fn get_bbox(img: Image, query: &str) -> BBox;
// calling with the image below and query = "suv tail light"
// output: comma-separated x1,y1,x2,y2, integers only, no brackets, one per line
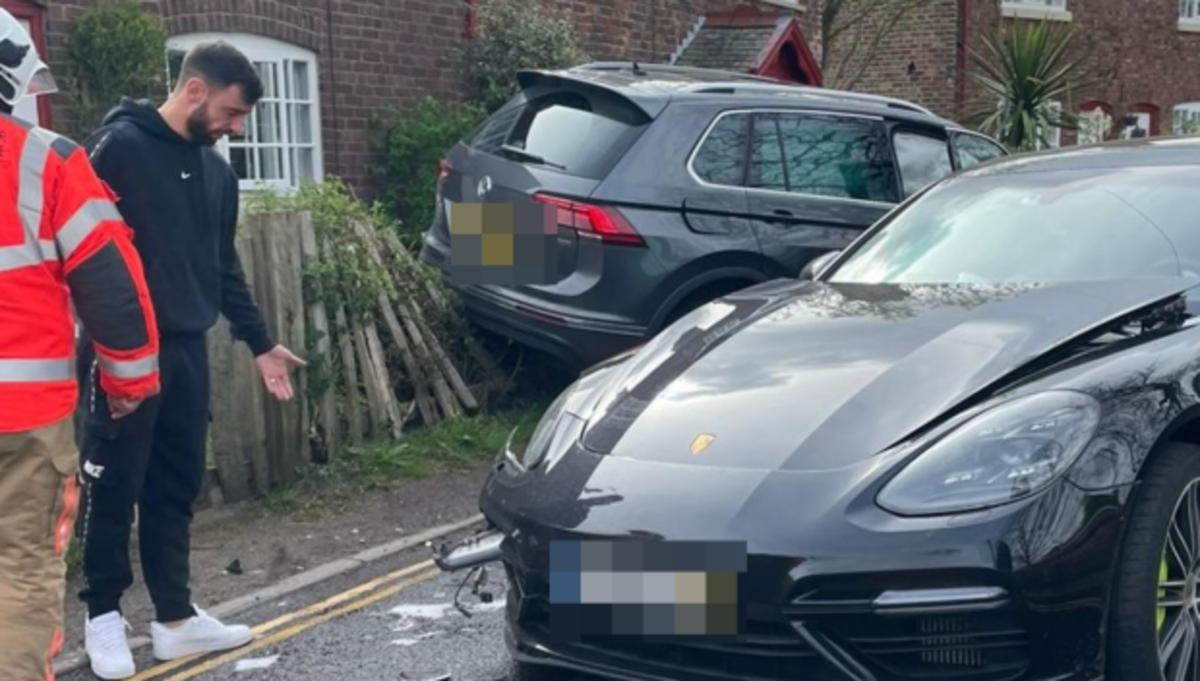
533,193,643,247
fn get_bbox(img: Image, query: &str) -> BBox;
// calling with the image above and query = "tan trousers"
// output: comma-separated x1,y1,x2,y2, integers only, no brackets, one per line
0,418,78,681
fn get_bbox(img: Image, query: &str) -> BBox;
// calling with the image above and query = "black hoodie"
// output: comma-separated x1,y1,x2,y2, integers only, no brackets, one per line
84,98,274,356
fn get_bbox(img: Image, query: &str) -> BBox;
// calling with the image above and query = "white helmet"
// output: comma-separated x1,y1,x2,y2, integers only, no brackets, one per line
0,9,56,109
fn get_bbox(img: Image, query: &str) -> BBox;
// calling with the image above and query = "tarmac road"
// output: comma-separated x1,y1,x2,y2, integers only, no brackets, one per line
195,563,516,681
60,532,564,681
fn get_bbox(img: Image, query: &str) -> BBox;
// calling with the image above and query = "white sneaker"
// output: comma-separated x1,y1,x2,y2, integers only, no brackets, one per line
150,606,253,660
85,612,136,680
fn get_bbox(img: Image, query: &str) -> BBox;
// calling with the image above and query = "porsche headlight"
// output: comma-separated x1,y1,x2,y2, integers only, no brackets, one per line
505,384,575,472
877,391,1101,516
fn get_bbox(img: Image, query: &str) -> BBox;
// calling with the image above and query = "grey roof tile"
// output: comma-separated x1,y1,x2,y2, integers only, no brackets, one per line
674,25,777,72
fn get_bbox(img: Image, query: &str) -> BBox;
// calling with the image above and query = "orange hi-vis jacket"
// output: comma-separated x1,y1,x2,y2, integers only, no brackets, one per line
0,113,159,433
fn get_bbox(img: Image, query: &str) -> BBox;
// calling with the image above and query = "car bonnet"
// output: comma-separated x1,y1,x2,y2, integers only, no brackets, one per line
575,278,1200,473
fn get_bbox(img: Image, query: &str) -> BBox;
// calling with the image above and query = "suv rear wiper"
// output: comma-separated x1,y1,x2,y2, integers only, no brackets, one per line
500,144,567,171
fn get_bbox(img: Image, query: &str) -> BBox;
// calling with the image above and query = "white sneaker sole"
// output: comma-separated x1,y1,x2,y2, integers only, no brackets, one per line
89,661,136,680
152,631,254,661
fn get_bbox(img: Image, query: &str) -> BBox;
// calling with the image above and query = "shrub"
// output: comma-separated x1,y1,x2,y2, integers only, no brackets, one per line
245,178,398,323
243,177,469,407
971,19,1093,152
464,0,589,113
67,1,167,136
374,96,485,242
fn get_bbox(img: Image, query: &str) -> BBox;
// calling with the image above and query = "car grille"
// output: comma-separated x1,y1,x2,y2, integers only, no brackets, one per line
843,613,1028,681
794,605,1031,681
508,567,1030,681
516,593,849,680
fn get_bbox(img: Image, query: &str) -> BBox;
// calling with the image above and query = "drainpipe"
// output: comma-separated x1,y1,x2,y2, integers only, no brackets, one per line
325,0,341,175
956,0,971,121
465,0,477,39
652,0,659,60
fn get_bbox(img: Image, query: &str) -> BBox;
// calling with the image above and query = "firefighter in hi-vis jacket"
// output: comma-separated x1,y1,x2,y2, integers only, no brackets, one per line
0,10,160,680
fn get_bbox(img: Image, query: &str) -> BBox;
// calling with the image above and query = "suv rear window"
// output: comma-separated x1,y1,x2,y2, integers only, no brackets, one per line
468,95,526,154
466,88,648,180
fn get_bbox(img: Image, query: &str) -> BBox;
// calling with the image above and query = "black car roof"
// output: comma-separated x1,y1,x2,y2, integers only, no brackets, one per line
518,62,959,129
963,136,1200,176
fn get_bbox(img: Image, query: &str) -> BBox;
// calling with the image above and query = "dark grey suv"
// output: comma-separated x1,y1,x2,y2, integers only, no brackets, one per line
418,62,1006,369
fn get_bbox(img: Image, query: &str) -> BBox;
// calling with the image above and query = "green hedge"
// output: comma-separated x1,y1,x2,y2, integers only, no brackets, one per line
464,0,589,113
67,1,167,136
374,97,485,240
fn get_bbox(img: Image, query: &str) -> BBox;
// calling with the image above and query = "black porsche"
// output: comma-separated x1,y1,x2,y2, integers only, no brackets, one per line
440,138,1200,681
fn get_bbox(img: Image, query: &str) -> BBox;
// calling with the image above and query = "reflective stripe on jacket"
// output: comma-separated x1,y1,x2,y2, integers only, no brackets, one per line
0,113,159,432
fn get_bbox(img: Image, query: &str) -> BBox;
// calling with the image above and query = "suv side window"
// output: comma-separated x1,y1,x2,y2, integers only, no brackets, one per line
893,130,953,197
692,113,751,186
749,114,787,191
771,112,897,202
953,132,1007,170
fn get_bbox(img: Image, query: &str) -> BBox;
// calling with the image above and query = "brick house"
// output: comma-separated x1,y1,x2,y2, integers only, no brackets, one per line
9,0,1182,199
784,0,1200,147
3,0,786,196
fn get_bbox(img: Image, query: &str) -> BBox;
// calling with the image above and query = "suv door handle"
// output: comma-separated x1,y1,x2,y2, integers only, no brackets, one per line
772,209,795,218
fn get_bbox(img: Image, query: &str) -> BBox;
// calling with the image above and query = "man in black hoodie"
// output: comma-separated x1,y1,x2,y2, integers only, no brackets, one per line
77,42,305,679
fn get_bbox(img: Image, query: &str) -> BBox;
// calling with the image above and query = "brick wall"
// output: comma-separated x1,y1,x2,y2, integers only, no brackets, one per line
983,0,1200,140
158,0,468,195
40,0,737,197
798,0,962,119
40,0,1200,197
801,0,1200,136
554,0,738,63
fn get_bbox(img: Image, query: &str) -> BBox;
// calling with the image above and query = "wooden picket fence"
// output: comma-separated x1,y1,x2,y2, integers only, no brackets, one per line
204,211,502,504
206,212,312,502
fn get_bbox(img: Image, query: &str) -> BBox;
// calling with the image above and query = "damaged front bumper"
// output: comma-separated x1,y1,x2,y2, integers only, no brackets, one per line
432,529,504,572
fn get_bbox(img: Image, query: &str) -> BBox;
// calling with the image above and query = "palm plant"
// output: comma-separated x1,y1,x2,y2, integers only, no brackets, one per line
971,19,1092,152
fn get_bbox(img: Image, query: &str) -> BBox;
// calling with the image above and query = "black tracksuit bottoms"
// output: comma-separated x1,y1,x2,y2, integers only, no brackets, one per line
77,335,209,622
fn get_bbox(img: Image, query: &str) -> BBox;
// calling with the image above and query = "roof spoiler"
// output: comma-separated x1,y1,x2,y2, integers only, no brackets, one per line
516,68,665,119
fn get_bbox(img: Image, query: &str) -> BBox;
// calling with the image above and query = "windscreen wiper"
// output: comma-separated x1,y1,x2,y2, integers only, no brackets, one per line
500,144,567,171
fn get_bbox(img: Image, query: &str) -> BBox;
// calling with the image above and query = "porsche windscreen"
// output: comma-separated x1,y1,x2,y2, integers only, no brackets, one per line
829,166,1198,285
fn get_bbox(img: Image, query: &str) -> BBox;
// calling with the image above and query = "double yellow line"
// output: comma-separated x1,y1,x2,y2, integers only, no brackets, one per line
130,560,443,680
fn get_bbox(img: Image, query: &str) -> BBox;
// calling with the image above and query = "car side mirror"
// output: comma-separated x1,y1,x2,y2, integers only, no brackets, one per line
799,250,841,281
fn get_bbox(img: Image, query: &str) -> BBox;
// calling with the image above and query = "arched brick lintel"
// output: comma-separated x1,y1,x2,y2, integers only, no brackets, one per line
159,0,324,54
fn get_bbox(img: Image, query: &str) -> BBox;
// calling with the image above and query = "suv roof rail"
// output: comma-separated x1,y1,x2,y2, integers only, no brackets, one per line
685,82,939,118
573,61,782,83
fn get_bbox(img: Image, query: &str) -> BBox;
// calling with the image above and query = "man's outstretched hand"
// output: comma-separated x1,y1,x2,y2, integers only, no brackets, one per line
255,345,308,401
109,383,161,419
109,397,144,419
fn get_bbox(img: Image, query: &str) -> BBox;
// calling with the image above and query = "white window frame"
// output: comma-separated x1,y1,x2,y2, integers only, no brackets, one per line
1001,0,1072,21
1182,0,1200,31
1035,100,1062,150
1077,106,1112,145
1120,111,1153,140
166,33,323,193
1174,103,1200,136
758,0,806,10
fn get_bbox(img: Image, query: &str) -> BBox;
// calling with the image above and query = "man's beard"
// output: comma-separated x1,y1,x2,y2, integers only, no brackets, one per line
186,107,220,147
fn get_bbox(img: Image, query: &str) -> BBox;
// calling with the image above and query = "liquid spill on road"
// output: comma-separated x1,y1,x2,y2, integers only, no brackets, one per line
386,599,508,649
389,600,507,622
233,655,280,672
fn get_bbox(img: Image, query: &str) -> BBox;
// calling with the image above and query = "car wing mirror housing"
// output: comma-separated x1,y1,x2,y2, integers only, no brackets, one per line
799,249,841,281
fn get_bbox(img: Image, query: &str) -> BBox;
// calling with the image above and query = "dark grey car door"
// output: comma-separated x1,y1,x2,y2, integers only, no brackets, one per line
744,111,898,276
